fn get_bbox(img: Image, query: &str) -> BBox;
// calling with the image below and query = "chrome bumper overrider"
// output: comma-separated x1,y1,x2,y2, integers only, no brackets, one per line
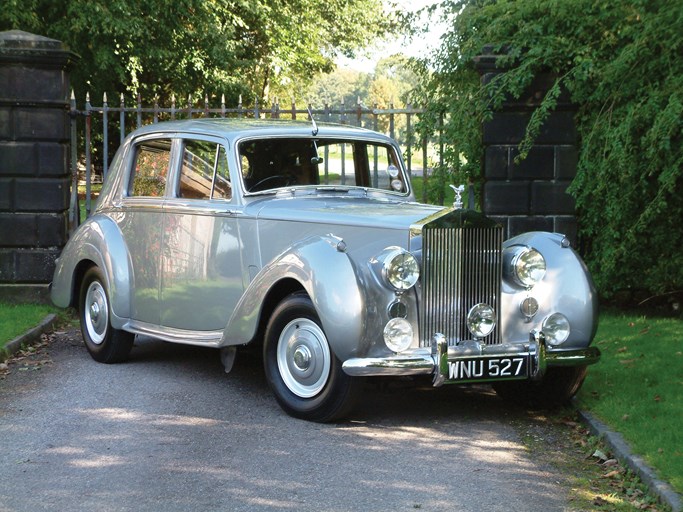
342,331,601,387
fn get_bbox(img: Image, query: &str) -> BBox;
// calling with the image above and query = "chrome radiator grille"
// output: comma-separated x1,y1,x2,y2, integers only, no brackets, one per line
419,224,503,347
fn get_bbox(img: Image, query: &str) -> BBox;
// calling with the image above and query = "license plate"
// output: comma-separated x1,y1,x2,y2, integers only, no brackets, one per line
447,356,529,383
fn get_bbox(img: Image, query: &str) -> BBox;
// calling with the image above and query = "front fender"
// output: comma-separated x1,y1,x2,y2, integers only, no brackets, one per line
50,215,133,329
220,235,364,361
501,232,598,349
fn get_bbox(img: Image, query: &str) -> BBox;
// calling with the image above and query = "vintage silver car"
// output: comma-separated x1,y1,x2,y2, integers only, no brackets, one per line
51,118,600,421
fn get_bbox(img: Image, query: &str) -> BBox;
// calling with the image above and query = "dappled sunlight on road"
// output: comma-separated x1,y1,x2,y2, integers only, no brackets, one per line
0,329,570,511
79,407,222,427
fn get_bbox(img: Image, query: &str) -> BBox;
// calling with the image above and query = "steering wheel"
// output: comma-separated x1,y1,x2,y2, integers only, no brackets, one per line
249,175,292,192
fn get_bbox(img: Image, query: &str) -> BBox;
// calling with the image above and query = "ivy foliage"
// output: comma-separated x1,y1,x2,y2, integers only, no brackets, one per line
413,0,683,298
0,0,394,104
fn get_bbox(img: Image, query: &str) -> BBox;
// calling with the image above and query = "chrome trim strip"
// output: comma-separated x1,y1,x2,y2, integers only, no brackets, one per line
124,320,223,347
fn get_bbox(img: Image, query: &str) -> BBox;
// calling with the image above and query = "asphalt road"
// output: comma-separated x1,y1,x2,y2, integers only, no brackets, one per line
1,328,572,512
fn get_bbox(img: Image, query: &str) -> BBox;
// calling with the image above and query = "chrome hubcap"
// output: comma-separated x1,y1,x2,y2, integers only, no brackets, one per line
90,302,100,322
84,281,108,345
277,318,331,398
293,345,312,371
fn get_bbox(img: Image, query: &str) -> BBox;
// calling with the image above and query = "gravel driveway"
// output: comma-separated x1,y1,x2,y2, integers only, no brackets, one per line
0,328,572,512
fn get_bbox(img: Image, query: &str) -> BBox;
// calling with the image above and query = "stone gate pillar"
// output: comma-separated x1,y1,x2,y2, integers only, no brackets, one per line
0,30,78,302
475,50,579,244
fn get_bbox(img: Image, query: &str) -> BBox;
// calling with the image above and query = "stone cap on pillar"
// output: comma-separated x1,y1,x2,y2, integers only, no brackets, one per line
0,30,79,68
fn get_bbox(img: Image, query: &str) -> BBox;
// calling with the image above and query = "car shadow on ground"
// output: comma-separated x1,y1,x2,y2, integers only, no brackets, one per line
125,333,529,426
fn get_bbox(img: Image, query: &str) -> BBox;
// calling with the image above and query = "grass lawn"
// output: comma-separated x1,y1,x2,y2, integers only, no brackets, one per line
0,302,57,351
577,311,683,495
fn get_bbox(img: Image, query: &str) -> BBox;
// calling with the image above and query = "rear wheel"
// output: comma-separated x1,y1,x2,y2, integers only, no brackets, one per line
79,266,134,363
263,293,361,422
493,366,587,409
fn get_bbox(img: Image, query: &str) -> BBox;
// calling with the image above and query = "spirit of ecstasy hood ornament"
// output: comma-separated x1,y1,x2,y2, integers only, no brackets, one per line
449,184,465,209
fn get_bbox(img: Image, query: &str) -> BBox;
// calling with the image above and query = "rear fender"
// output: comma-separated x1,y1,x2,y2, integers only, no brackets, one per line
50,216,133,329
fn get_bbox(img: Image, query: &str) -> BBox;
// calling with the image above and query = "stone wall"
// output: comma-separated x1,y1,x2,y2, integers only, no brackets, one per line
475,53,579,244
0,30,78,302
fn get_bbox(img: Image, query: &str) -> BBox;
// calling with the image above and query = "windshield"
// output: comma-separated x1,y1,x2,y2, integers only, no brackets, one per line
238,138,408,194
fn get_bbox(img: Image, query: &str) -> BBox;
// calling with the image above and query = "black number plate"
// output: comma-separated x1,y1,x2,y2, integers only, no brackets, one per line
447,356,529,383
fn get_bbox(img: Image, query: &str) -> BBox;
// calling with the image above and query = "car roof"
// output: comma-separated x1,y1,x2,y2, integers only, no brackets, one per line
129,118,395,144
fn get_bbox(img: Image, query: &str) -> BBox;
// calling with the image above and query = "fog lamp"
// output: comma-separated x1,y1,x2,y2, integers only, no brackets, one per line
383,318,413,353
466,303,496,338
542,313,571,346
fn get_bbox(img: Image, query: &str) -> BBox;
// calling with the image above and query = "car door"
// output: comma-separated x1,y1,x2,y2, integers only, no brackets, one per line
159,136,245,332
119,136,174,325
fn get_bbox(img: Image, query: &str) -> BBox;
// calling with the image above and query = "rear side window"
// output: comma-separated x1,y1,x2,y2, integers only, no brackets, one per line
179,140,232,200
129,139,172,197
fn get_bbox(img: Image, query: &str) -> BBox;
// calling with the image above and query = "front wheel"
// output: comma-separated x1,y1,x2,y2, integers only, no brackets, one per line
493,366,588,409
79,266,134,363
263,293,361,422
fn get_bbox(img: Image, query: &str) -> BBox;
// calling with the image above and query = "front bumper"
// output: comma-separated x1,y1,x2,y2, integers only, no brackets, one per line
342,331,601,387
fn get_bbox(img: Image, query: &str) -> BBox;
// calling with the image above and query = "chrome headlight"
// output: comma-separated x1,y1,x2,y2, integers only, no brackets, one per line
383,318,413,353
466,303,496,338
381,247,419,291
504,246,546,288
543,313,570,346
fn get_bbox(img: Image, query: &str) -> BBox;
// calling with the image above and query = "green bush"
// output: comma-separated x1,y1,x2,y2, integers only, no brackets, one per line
413,0,683,299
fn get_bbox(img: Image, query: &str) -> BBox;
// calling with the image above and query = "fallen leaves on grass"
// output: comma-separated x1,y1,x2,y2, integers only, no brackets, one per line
549,414,667,511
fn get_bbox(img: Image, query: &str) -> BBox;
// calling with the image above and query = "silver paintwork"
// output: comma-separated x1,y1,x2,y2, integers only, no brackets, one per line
51,118,599,389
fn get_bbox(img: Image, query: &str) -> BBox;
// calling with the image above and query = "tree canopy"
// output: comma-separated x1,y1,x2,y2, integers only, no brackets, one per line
0,0,395,103
414,0,683,300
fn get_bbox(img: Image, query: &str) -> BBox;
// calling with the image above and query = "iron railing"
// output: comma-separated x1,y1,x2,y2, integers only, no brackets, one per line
68,93,445,232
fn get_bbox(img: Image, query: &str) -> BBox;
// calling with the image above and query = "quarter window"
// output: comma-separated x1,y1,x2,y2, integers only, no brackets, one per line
130,139,172,197
213,145,231,200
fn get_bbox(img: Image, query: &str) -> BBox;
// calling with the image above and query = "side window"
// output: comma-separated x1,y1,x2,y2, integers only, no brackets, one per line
178,140,232,200
130,139,171,197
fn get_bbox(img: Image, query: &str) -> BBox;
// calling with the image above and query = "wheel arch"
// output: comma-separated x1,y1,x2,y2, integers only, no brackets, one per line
51,216,133,328
251,278,308,349
220,235,366,361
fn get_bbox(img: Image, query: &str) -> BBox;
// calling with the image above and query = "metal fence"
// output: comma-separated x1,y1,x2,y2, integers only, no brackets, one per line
68,93,443,229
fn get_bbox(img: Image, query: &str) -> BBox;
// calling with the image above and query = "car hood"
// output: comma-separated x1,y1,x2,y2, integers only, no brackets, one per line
247,194,444,230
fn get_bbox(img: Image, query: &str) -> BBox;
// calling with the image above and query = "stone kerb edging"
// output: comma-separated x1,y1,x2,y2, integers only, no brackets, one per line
1,314,57,362
577,408,682,512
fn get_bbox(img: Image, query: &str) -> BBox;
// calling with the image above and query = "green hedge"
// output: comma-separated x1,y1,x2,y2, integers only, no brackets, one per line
413,0,683,300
